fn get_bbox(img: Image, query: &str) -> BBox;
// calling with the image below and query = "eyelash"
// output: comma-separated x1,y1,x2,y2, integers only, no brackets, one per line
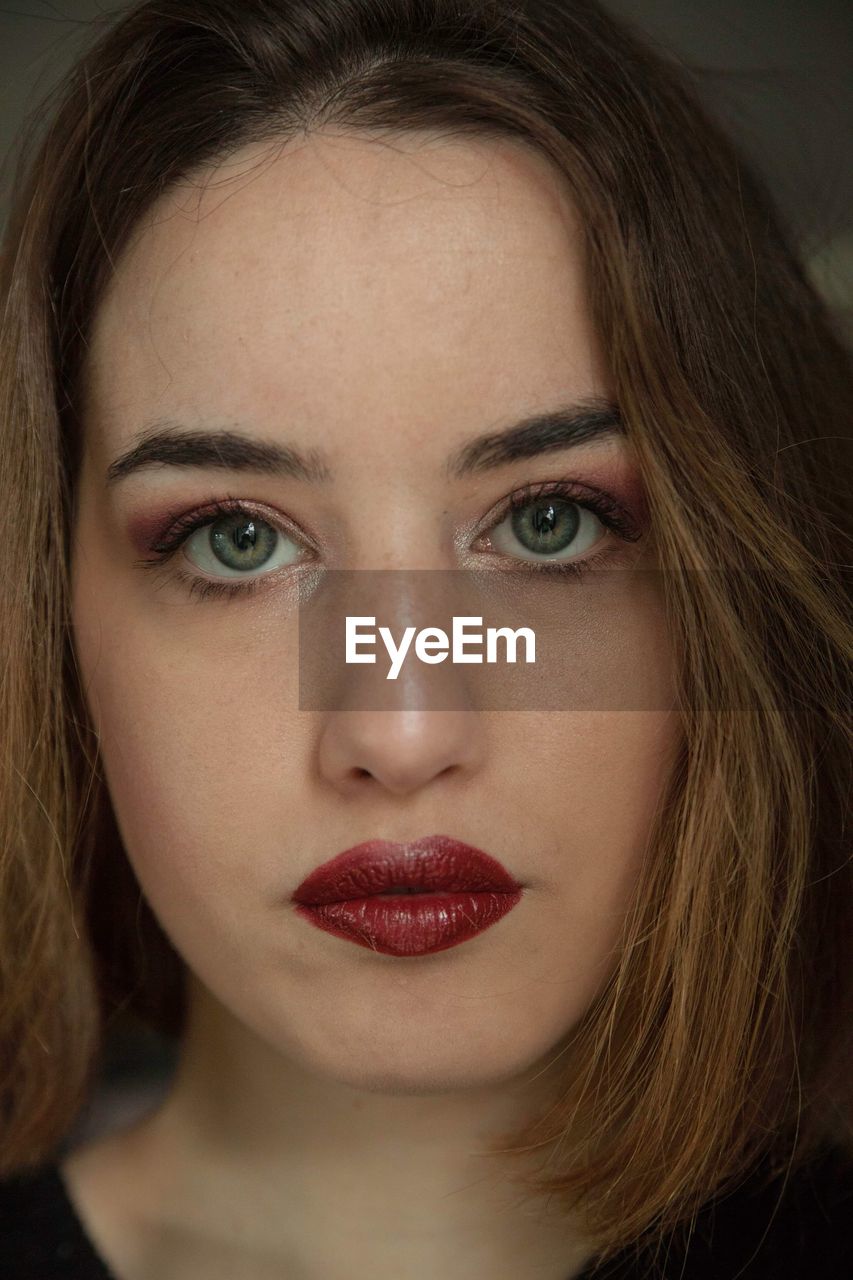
134,481,643,604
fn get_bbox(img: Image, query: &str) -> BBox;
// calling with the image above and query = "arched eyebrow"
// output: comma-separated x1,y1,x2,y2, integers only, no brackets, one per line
104,400,622,488
105,423,332,487
445,400,621,477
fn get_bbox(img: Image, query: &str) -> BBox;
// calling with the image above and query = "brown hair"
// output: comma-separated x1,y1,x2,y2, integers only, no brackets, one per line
1,0,850,1261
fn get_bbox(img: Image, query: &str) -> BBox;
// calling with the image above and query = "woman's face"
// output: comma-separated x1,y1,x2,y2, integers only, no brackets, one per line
71,131,681,1092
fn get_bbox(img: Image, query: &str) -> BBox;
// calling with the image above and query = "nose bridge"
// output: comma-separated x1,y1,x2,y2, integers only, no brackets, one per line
304,567,488,795
299,565,477,703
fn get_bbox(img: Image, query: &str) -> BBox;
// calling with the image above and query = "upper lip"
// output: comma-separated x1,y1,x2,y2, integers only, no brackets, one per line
291,834,522,905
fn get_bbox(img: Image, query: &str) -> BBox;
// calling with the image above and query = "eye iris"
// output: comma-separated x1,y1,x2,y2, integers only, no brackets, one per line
510,497,579,554
209,515,278,571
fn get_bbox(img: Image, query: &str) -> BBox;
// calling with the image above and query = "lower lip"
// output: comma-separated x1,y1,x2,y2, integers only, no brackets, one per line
294,889,522,956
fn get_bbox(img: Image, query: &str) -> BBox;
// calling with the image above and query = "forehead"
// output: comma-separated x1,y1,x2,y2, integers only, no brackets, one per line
83,129,606,464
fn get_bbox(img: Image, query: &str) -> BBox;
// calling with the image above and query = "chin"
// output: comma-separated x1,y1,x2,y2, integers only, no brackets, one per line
285,1027,562,1097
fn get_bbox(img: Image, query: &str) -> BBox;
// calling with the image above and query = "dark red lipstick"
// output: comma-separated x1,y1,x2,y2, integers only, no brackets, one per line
291,834,523,957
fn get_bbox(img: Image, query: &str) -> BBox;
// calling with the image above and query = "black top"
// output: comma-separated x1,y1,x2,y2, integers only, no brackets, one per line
1,1145,852,1278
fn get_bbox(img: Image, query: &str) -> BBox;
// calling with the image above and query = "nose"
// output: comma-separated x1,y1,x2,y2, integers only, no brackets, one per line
317,705,486,797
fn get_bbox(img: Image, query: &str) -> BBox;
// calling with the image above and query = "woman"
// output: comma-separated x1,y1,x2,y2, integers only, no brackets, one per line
0,0,850,1276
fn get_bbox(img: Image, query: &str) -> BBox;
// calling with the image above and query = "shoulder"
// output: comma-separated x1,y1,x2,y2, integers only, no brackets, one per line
0,1163,115,1279
686,1143,853,1278
588,1143,853,1279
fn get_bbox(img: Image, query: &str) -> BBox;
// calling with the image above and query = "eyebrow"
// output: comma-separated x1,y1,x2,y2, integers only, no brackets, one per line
105,423,332,487
447,400,622,477
104,400,622,488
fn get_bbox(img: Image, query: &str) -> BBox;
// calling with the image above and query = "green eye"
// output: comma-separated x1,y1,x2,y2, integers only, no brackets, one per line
207,514,280,572
509,497,580,556
490,495,604,563
184,513,305,579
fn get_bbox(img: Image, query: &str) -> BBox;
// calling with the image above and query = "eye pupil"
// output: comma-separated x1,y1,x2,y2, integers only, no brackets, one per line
532,503,556,534
232,520,257,551
210,514,277,570
511,497,579,554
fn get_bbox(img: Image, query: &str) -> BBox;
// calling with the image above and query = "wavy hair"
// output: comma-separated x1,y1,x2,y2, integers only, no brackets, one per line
0,0,850,1261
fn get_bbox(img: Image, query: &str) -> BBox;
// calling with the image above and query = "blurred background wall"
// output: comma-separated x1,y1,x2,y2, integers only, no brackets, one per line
0,0,850,1146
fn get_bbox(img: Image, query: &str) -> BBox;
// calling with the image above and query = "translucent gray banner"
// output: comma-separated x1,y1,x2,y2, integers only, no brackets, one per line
297,568,688,711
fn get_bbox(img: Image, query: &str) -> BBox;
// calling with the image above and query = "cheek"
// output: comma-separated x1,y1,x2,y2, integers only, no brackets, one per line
70,556,307,952
509,709,681,967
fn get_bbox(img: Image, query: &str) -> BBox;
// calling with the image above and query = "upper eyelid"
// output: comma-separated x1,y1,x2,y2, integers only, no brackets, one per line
476,480,607,531
157,498,313,554
285,478,603,534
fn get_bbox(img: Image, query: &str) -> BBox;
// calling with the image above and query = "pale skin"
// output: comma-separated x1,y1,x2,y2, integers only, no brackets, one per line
65,129,683,1280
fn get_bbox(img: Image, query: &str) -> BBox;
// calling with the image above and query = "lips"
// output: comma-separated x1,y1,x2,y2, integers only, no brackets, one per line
291,834,523,956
